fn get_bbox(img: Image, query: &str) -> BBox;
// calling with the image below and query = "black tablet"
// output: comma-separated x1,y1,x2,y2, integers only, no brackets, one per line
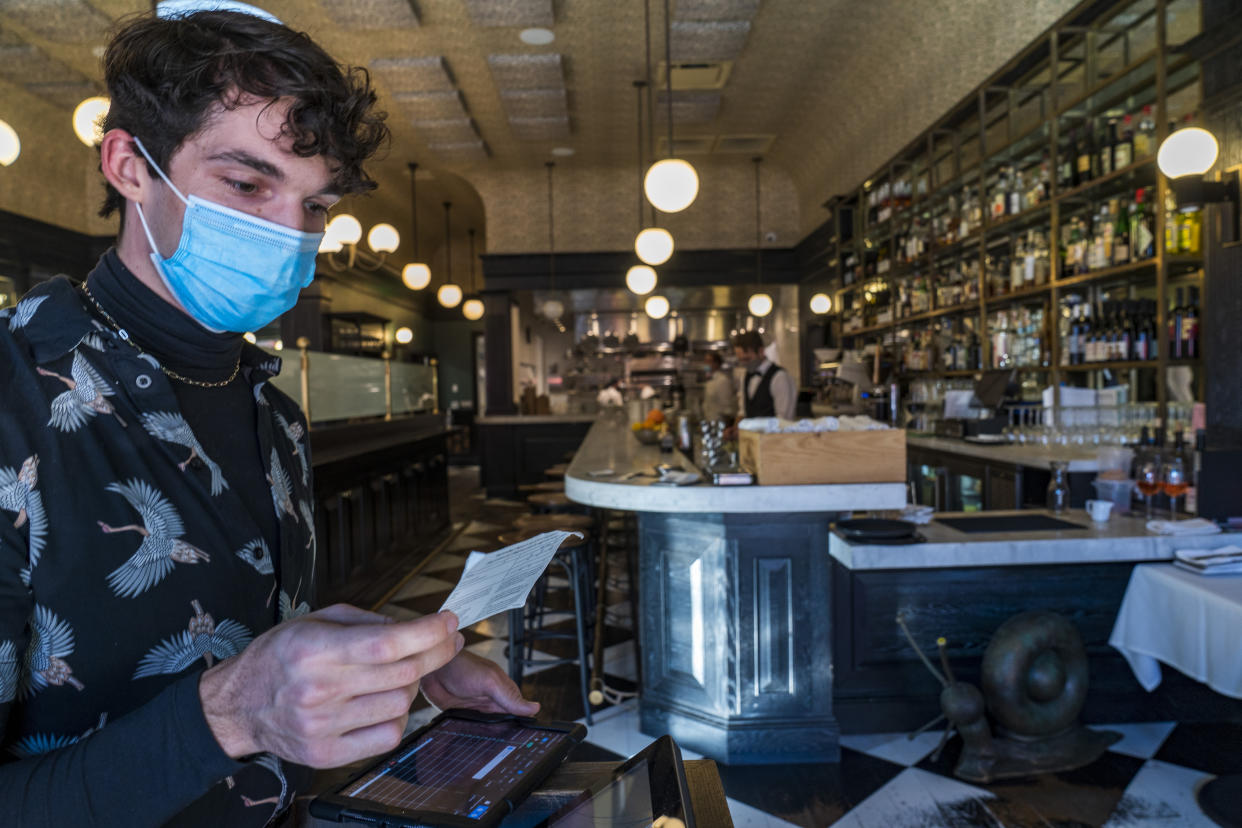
310,709,586,828
534,735,696,828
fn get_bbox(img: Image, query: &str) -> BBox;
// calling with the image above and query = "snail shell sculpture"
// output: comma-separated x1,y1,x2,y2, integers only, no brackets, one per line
947,611,1121,783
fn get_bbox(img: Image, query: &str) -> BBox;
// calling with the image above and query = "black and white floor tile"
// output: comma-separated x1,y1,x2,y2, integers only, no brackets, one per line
369,467,1238,828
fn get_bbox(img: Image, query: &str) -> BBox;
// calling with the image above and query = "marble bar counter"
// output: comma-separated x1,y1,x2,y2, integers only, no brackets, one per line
564,420,904,766
827,510,1242,733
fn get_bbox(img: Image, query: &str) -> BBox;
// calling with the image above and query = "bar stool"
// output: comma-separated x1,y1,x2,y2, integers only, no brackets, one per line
518,480,565,496
526,491,577,514
499,527,595,723
543,463,569,479
514,512,594,533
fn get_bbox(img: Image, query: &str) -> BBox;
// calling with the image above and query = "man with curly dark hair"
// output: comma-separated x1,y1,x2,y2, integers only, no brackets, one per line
0,5,536,825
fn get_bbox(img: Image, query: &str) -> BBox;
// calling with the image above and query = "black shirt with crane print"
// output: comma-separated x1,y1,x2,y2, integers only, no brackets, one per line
0,258,318,826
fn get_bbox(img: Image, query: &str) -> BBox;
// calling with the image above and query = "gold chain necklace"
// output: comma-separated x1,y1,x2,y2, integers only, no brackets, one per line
79,281,241,388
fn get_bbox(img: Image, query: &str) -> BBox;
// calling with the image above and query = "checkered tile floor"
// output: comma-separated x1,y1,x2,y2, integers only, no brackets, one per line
367,468,1241,828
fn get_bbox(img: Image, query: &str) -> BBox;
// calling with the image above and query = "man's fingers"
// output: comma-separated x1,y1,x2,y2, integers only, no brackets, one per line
331,685,421,735
309,603,392,626
337,612,459,665
312,717,410,769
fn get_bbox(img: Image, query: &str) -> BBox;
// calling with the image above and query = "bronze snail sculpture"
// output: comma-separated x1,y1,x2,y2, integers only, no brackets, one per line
899,610,1121,783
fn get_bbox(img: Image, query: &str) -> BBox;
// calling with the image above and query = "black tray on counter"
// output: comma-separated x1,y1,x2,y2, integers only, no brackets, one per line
936,514,1086,534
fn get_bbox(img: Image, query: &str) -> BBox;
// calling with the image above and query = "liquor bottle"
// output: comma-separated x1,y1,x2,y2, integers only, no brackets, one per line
1114,114,1135,168
1113,196,1131,265
1131,188,1155,260
1059,135,1076,190
1119,300,1134,361
1076,125,1094,186
1011,238,1025,292
1177,205,1203,255
1133,300,1151,361
1097,118,1116,177
1164,191,1181,255
1083,304,1098,363
991,169,1008,219
1169,287,1185,359
1134,105,1156,158
1065,304,1080,365
1182,286,1199,359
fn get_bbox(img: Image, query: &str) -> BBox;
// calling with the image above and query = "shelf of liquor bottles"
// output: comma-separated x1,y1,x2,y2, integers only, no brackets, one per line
813,0,1205,414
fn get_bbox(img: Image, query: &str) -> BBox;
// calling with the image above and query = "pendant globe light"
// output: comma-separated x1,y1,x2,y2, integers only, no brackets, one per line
631,81,674,267
809,293,833,314
747,157,772,318
626,265,657,295
436,202,462,308
462,228,485,321
540,162,565,319
644,295,670,319
402,162,432,291
643,0,698,213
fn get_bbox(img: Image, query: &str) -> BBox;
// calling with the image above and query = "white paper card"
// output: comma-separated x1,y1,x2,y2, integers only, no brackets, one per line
439,531,582,629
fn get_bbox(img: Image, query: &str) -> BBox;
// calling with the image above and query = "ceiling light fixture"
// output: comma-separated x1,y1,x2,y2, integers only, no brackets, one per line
551,146,575,157
747,156,772,318
0,119,19,166
402,162,432,290
321,213,398,271
643,0,698,213
644,295,670,319
462,227,485,321
810,293,832,314
72,96,109,147
519,27,555,45
437,201,462,308
395,326,414,344
626,264,657,295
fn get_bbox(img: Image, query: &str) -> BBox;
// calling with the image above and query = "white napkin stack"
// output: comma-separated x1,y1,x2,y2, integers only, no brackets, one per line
737,415,891,434
1174,545,1242,576
1145,518,1222,536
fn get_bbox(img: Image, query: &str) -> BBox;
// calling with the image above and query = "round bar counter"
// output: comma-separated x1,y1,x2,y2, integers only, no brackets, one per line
564,418,905,764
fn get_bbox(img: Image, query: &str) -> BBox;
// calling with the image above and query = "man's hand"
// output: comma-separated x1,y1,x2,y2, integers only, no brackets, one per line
198,604,464,769
420,650,540,717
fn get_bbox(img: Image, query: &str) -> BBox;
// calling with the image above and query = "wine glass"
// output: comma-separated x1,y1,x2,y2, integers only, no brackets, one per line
1136,456,1161,522
1161,455,1187,521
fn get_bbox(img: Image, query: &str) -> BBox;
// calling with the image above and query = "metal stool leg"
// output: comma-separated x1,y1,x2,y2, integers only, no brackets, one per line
568,544,593,725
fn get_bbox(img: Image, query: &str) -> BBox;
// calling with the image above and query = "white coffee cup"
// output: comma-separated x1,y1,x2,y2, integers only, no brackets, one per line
1086,499,1114,522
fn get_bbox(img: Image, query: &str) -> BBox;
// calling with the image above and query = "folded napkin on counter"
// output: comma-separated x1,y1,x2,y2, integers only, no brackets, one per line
1145,518,1222,536
737,415,890,434
651,470,701,486
1174,545,1242,575
900,504,935,525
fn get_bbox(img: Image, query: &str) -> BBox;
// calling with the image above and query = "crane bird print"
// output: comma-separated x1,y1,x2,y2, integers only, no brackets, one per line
98,479,210,598
140,412,228,496
273,410,309,487
9,712,108,759
266,448,297,522
0,455,48,583
0,640,17,704
7,294,48,331
133,600,253,678
19,605,84,698
235,538,274,576
36,351,128,431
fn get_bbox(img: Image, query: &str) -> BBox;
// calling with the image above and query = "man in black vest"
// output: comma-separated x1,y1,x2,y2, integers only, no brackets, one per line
733,330,796,420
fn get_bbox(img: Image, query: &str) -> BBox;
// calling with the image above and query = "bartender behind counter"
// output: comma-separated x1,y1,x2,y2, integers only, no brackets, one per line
733,330,795,420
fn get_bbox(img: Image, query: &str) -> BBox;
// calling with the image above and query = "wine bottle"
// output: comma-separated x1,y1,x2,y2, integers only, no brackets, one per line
1182,286,1199,359
1114,114,1134,168
1076,126,1094,186
1113,196,1131,265
1098,118,1116,177
1170,287,1185,359
1134,105,1156,158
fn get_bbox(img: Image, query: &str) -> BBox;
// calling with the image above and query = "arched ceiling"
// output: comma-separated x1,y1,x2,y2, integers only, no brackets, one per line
0,0,1081,260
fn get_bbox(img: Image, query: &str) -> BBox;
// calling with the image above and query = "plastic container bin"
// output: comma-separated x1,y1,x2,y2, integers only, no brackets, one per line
1092,477,1136,515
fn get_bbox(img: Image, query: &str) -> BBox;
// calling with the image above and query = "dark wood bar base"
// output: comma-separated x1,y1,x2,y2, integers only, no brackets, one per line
831,559,1242,734
638,512,841,765
478,416,593,499
310,415,451,607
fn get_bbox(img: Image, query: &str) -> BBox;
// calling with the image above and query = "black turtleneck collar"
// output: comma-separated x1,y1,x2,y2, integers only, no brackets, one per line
86,249,244,383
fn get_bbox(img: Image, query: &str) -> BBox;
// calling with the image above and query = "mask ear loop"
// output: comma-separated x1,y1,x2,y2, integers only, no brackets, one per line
131,136,189,261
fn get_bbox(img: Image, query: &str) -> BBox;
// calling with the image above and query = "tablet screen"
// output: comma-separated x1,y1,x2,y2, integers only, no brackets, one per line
545,759,654,827
338,717,571,819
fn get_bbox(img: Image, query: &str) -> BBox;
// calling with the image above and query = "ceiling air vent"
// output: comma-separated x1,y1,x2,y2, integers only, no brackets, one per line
656,61,733,90
713,134,775,154
656,136,716,156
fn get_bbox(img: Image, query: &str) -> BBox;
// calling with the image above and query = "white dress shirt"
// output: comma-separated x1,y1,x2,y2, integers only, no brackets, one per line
739,358,796,420
702,369,737,422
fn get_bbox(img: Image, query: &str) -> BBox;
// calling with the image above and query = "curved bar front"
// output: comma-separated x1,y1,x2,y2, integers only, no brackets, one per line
563,420,904,764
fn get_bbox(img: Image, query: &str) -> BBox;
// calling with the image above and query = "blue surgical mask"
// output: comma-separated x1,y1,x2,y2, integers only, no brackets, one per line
131,137,323,333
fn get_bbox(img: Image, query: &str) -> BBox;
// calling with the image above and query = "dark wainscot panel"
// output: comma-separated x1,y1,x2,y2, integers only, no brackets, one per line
478,418,592,499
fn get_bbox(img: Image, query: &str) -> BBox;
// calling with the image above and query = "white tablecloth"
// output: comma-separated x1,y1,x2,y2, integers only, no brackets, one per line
1109,564,1242,699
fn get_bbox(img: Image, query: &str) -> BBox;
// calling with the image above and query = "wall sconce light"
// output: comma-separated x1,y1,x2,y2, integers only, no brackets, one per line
72,97,109,146
0,119,20,166
395,326,414,344
321,214,400,271
1158,125,1240,239
810,293,832,314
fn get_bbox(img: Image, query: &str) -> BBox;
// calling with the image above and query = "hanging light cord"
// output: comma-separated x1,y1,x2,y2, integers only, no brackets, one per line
468,228,476,294
663,0,674,159
408,162,420,261
643,0,656,225
635,81,646,233
443,201,452,285
754,157,762,287
546,161,555,293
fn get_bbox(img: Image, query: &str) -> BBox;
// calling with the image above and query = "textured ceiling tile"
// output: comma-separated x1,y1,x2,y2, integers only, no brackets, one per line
674,0,762,21
429,140,490,163
499,88,567,120
463,0,552,27
319,0,420,30
370,56,454,93
392,90,467,119
486,54,564,91
508,116,570,140
670,20,751,62
0,43,89,86
0,0,113,42
23,80,100,108
411,117,480,143
655,90,722,124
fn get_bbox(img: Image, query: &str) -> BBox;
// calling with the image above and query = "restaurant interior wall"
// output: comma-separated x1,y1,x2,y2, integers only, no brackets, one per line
429,315,484,412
